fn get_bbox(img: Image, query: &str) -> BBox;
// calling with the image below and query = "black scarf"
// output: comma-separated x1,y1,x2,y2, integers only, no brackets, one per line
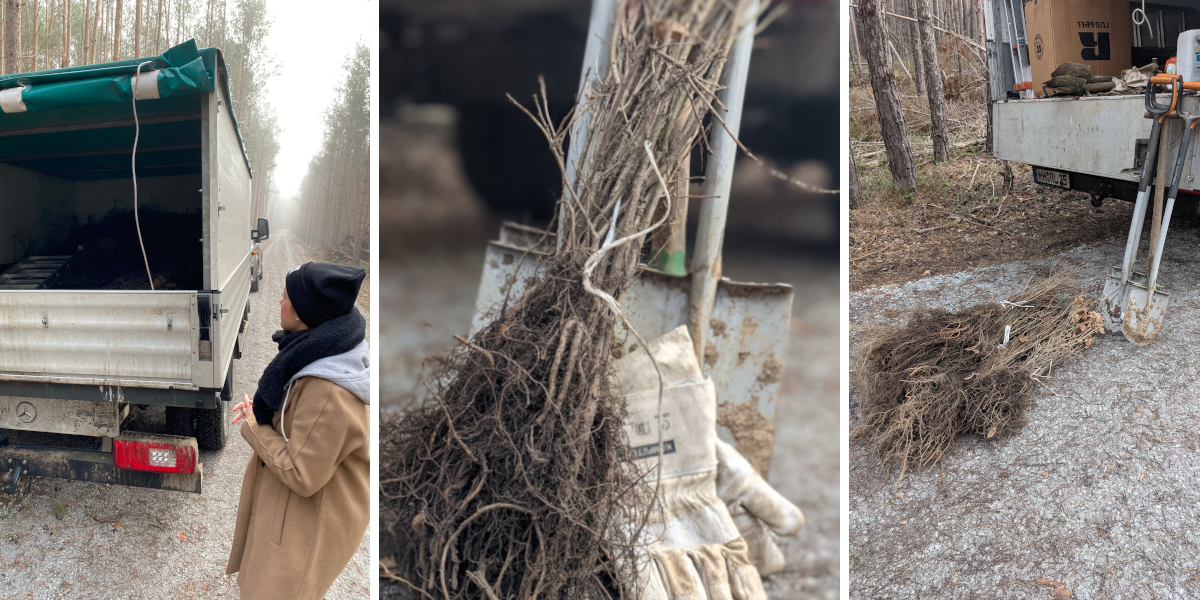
252,307,366,426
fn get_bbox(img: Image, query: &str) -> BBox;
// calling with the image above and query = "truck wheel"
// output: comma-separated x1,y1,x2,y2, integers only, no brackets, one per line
250,277,259,293
196,361,234,450
164,406,194,438
195,400,231,451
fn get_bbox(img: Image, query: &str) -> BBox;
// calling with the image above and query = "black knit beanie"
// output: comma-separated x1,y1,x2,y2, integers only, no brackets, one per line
285,262,366,328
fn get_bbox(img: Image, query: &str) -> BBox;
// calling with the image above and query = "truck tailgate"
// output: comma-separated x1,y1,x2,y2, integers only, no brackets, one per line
0,291,199,389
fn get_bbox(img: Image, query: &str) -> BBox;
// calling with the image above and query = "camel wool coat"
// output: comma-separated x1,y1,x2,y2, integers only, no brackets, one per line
225,376,370,599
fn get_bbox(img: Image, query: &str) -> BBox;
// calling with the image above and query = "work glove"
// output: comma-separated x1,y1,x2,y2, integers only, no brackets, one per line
614,327,767,600
715,438,804,577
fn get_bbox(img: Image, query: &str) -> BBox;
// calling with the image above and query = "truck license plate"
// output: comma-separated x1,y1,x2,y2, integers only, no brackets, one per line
1034,168,1070,189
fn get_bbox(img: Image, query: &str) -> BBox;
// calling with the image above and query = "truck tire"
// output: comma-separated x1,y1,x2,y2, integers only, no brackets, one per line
166,363,233,450
250,277,259,293
195,361,234,450
164,406,194,438
195,399,231,451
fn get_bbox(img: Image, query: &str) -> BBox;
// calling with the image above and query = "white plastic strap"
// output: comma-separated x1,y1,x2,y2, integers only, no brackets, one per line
0,87,27,113
132,70,161,100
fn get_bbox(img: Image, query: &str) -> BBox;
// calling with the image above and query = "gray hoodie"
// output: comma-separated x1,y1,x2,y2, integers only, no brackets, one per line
279,340,370,441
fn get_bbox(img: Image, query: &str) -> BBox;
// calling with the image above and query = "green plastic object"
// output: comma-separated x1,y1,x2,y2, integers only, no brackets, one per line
649,249,687,276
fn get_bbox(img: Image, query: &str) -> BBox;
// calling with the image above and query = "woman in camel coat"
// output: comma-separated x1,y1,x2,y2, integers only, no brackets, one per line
226,262,371,599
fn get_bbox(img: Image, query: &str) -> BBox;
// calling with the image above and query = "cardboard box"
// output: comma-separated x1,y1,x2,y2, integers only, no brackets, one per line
1025,0,1133,97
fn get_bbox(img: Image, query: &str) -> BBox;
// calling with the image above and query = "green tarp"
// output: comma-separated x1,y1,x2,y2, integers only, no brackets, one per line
0,40,215,112
0,40,252,180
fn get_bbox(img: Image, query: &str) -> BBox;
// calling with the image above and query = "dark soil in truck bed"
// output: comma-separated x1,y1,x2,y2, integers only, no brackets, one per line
46,210,204,290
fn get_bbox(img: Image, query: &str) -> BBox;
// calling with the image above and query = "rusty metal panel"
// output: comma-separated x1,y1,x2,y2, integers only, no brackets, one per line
0,396,124,437
471,224,793,473
0,290,198,388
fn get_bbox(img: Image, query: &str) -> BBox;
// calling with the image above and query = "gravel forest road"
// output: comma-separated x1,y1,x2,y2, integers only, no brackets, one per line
850,223,1200,598
0,230,370,599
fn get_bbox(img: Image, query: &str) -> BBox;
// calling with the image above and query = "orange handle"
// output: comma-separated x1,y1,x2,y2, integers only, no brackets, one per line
1148,74,1200,89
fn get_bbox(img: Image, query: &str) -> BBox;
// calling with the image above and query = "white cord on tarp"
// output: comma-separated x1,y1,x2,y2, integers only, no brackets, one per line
1133,0,1152,40
132,61,156,291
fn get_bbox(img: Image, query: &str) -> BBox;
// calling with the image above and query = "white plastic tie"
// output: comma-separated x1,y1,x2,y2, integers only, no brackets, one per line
131,69,161,100
0,86,27,113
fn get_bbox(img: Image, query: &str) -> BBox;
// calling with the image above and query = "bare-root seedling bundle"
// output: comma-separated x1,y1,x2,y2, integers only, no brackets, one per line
381,1,757,597
852,271,1104,479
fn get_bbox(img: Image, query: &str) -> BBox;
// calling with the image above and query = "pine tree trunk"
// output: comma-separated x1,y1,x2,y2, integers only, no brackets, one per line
60,0,69,68
133,0,141,57
112,0,122,61
859,0,917,191
48,0,55,68
31,0,40,70
4,0,20,74
917,0,950,163
850,9,862,78
907,0,926,94
89,0,101,63
849,143,862,210
83,0,93,65
153,0,160,53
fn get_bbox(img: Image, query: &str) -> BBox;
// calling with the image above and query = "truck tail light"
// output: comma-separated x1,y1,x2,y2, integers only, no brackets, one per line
113,439,197,474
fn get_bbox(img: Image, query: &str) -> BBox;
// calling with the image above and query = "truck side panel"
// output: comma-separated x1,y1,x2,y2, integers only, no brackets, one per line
993,96,1200,193
200,78,253,389
215,77,252,387
0,290,198,388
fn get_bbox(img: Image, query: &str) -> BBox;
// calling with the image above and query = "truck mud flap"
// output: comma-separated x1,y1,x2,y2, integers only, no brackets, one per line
0,444,202,494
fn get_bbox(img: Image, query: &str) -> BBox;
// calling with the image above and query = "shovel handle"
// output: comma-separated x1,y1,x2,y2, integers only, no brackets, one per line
1146,74,1182,122
1143,116,1200,308
1148,74,1200,90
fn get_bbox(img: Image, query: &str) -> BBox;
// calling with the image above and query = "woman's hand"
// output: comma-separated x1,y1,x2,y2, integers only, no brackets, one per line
231,394,255,425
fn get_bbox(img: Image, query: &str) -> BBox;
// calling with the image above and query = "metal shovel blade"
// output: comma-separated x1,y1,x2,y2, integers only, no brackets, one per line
1121,282,1170,346
1101,265,1146,332
471,222,793,475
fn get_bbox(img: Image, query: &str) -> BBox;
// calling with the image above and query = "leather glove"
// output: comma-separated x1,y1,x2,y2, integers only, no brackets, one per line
715,438,804,577
614,327,767,600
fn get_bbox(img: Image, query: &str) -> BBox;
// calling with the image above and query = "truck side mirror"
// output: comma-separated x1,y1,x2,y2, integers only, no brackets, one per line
257,218,269,240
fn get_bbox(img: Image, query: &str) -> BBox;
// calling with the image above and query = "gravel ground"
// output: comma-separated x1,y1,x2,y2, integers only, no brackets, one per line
849,222,1200,598
380,231,840,598
0,231,370,599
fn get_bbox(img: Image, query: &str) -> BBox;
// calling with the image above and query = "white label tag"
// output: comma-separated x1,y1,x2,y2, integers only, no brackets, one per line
624,380,716,478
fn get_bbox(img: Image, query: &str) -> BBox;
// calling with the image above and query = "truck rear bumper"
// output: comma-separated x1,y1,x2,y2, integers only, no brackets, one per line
0,379,220,410
0,444,203,494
